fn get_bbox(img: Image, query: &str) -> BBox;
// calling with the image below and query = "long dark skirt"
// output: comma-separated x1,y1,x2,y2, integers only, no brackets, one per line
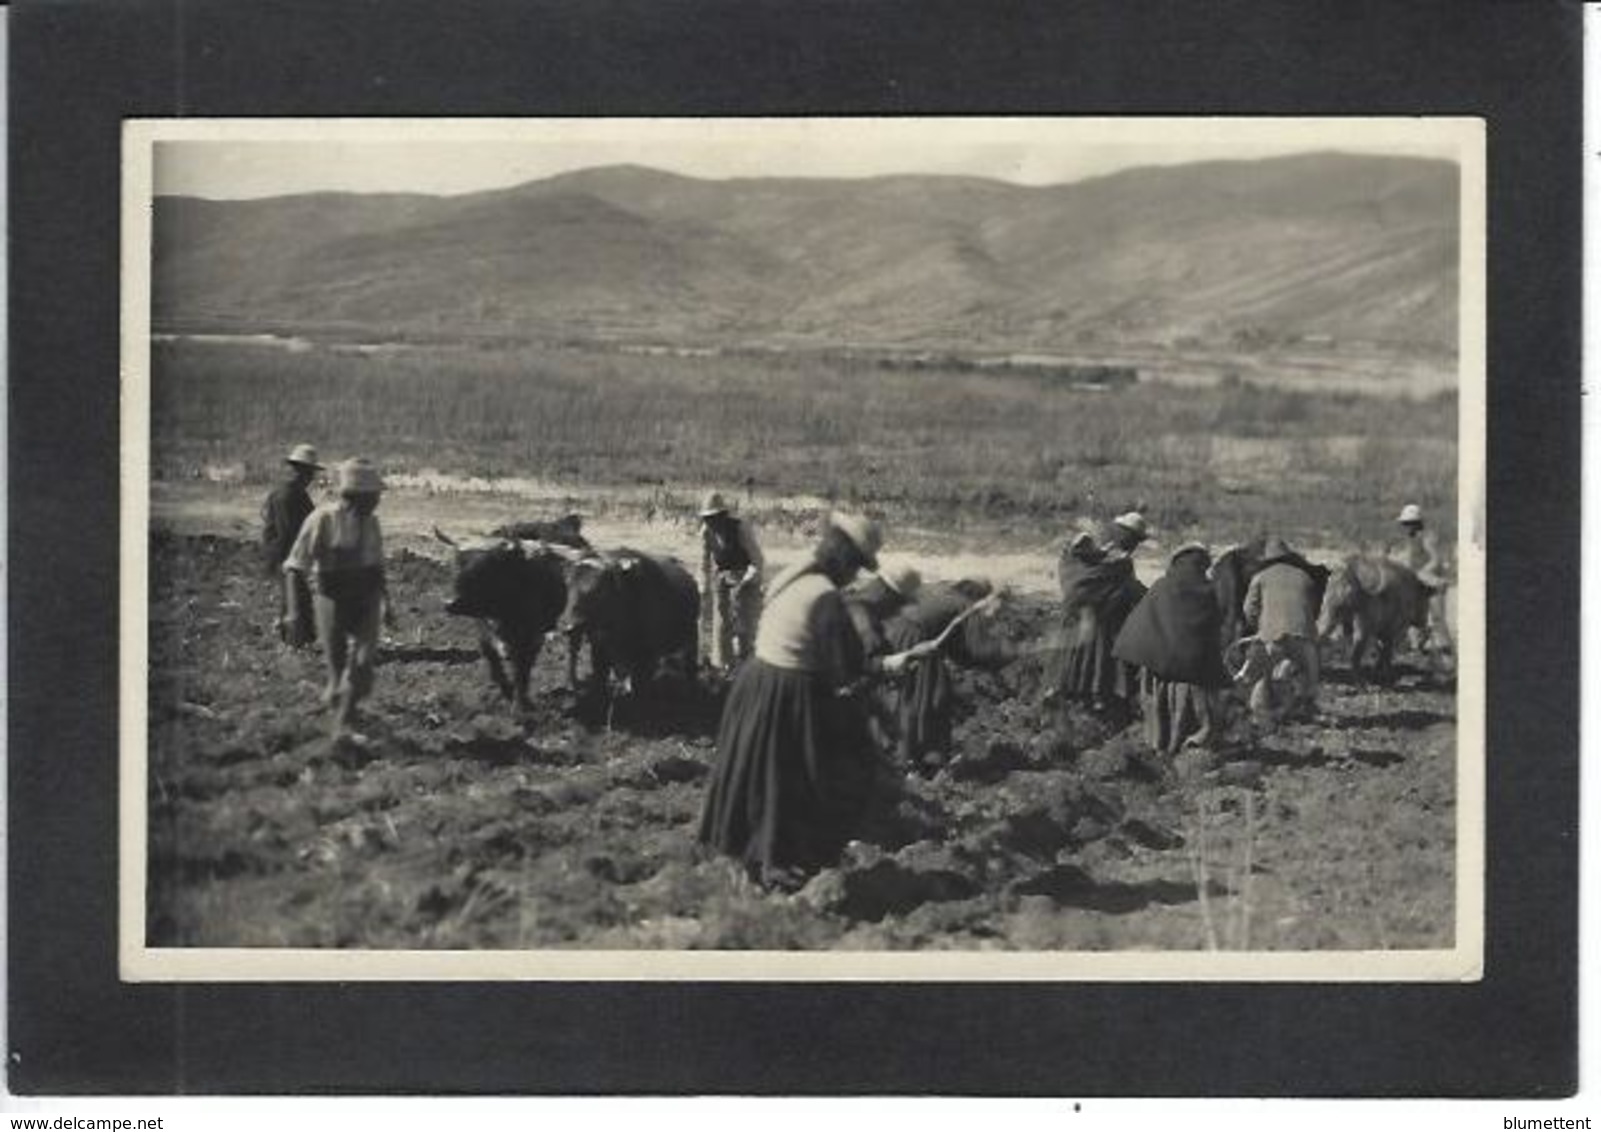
698,660,874,878
1139,669,1222,756
1057,609,1138,710
895,654,953,765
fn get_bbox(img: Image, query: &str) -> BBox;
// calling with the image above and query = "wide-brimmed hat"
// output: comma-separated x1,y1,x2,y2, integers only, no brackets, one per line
879,561,922,600
337,457,385,495
1396,503,1424,524
1113,511,1150,541
829,510,882,570
1170,540,1209,564
699,490,731,518
1261,534,1291,561
285,443,322,470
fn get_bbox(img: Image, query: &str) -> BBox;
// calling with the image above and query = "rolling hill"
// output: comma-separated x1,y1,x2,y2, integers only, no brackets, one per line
152,152,1459,353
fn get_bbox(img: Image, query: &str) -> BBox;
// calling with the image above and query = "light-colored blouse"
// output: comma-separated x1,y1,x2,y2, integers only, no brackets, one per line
754,569,863,681
283,500,385,581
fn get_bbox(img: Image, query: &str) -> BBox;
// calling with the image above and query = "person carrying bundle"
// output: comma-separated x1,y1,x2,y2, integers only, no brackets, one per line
1054,524,1148,721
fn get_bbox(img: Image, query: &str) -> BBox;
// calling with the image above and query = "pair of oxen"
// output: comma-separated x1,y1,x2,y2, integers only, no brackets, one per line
432,515,699,712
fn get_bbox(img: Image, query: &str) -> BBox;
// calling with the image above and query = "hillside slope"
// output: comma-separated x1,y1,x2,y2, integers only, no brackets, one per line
153,153,1459,352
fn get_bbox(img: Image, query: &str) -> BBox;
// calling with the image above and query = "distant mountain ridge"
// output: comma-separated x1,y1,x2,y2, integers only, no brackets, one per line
153,152,1459,353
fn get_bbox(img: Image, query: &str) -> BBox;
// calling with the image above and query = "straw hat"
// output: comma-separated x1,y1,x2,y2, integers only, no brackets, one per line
699,490,731,519
1113,511,1150,541
829,511,882,570
1169,540,1209,564
337,457,385,495
285,443,322,470
1396,503,1424,525
1261,534,1291,561
879,562,922,600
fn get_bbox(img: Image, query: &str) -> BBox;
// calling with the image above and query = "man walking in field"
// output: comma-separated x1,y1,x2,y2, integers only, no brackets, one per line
699,490,765,676
283,458,394,744
261,443,322,647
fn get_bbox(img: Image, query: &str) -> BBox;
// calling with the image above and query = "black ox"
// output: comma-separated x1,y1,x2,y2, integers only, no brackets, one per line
433,528,584,711
559,549,700,700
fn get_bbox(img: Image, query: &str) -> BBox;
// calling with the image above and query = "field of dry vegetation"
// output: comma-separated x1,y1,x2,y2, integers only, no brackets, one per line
151,338,1456,548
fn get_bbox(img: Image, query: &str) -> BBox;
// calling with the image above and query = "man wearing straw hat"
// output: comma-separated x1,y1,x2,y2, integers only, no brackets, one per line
261,443,323,647
283,457,392,743
1392,502,1454,659
698,489,765,676
1240,534,1322,721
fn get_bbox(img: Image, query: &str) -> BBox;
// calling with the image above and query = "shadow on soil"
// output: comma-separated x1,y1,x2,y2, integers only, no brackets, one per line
1013,864,1225,914
381,644,481,666
1347,709,1452,731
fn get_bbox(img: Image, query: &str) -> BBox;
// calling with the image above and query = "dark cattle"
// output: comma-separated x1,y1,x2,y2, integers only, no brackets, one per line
1316,556,1428,682
487,513,591,551
434,529,574,710
1213,540,1330,652
559,549,700,698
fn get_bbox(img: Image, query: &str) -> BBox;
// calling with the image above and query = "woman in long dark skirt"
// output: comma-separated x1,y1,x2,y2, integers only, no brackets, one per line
1112,541,1232,756
698,513,930,889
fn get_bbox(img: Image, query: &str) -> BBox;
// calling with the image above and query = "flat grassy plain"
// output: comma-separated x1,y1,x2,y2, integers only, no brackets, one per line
151,338,1457,549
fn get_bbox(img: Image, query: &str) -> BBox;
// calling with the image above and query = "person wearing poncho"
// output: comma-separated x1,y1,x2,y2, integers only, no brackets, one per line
1055,527,1147,717
698,513,931,888
1113,542,1231,755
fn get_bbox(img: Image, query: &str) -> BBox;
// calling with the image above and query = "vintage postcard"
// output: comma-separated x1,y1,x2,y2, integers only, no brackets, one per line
120,116,1485,981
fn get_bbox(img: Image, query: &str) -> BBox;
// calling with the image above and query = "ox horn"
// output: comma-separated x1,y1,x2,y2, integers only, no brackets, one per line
431,525,459,549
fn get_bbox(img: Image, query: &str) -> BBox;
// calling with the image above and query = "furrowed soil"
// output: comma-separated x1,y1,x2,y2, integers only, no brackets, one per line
147,531,1456,951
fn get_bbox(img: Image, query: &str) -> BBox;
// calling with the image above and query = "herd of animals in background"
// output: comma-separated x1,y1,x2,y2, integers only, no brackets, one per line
257,443,1456,890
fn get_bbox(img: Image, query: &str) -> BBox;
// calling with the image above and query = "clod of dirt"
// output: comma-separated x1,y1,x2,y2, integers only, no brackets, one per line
1120,816,1185,851
1208,759,1266,789
649,753,707,785
1172,748,1219,782
989,778,1124,859
802,841,980,922
943,738,1031,783
1009,863,1097,903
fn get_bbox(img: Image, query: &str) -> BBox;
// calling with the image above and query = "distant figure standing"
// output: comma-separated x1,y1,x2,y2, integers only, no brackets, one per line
261,443,322,646
1392,503,1454,658
1241,534,1322,721
699,490,765,675
283,458,393,743
1114,542,1232,756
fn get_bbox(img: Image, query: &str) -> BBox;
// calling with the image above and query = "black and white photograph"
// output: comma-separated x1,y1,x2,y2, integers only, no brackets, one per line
120,116,1485,981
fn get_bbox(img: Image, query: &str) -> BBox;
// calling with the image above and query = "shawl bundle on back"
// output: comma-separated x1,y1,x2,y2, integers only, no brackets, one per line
1059,556,1145,636
1113,557,1230,688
